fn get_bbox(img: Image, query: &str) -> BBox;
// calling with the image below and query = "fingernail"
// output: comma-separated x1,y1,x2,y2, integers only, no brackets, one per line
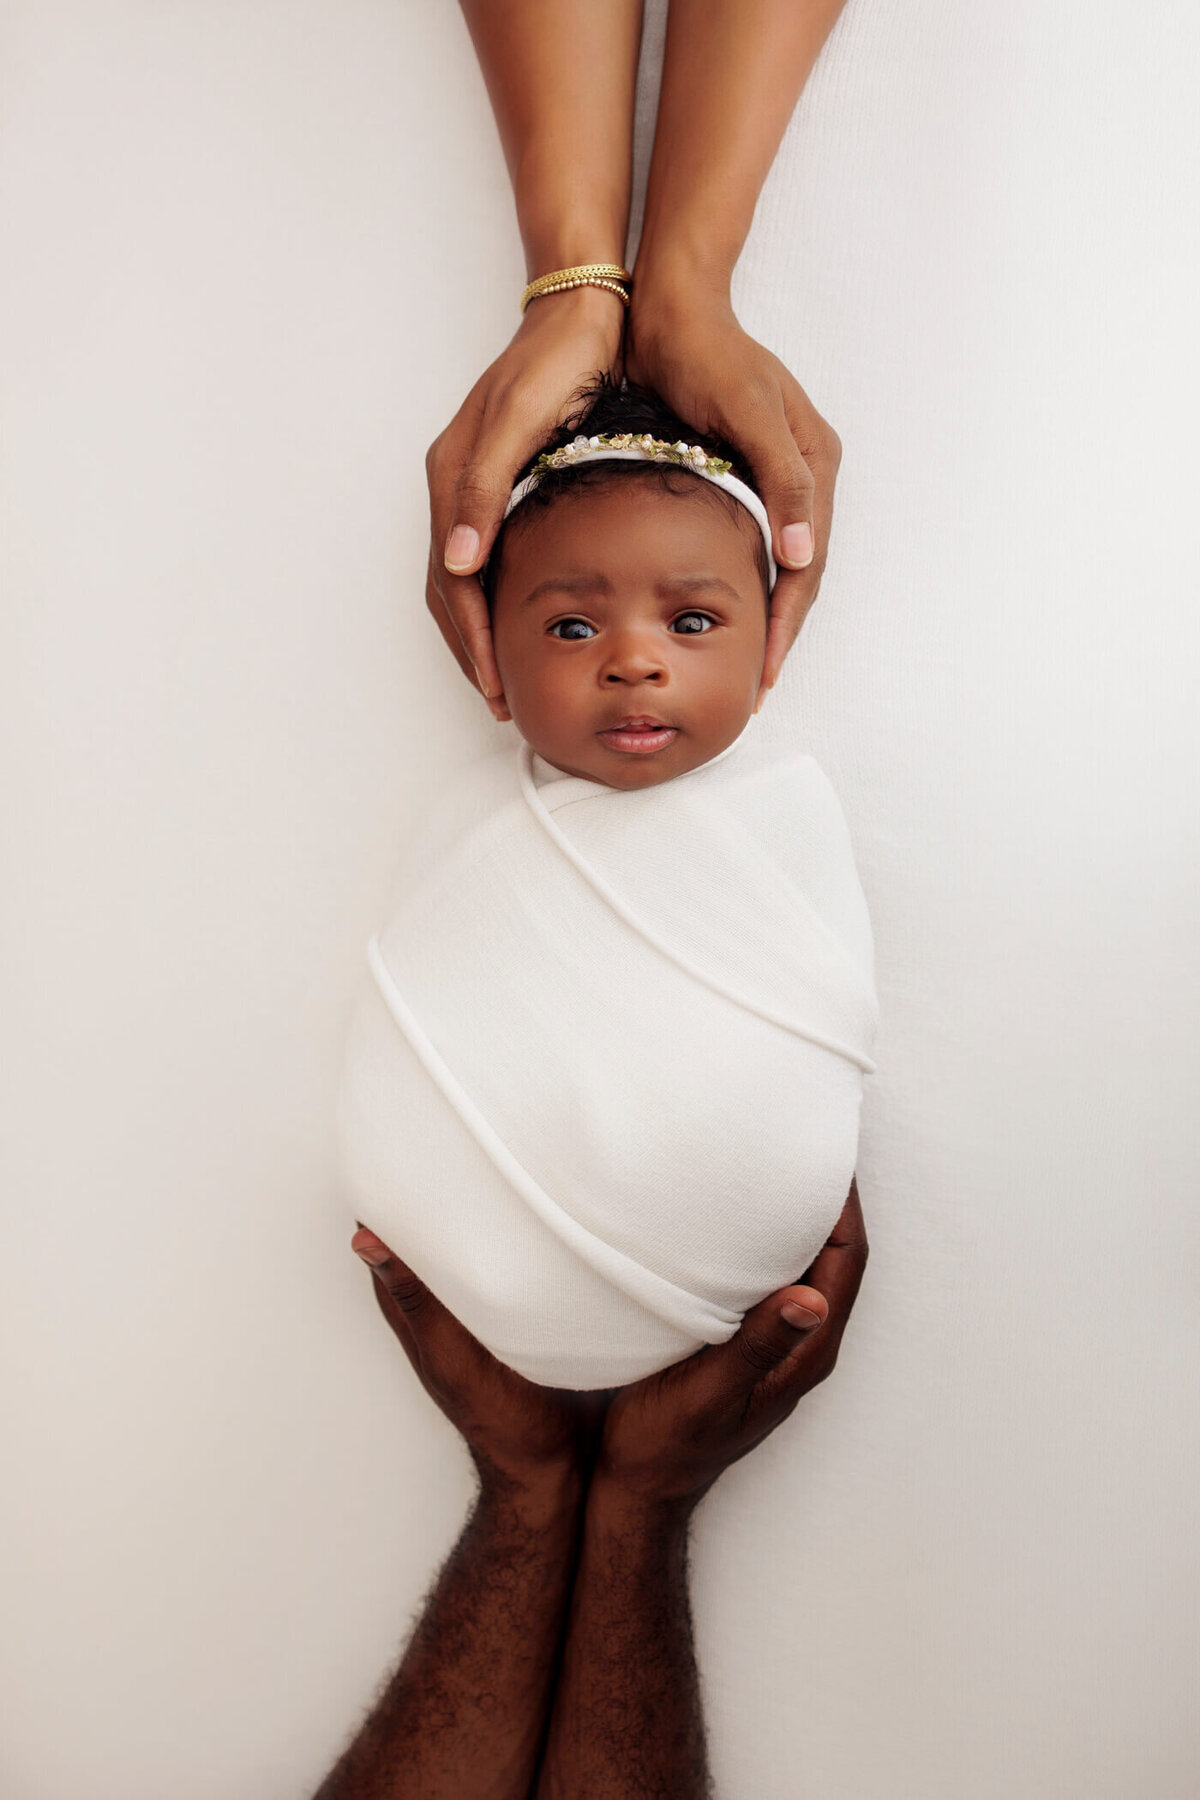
444,525,480,572
352,1237,388,1267
781,1301,822,1330
780,522,813,568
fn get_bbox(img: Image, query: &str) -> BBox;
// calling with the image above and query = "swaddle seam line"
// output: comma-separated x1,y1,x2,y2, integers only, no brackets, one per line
516,744,879,1075
365,932,743,1343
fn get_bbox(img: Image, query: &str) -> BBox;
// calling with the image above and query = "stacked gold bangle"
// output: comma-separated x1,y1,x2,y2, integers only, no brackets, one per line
520,263,632,315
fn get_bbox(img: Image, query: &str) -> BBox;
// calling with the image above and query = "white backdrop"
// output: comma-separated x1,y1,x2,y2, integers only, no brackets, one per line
3,3,1198,1796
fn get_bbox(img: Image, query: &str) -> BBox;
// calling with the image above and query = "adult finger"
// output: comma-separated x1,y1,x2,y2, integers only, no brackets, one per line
793,1178,870,1353
756,383,842,693
735,1179,869,1399
428,409,547,702
757,459,837,693
423,555,511,721
757,566,810,701
628,1275,825,1448
438,570,506,712
734,1274,834,1382
731,388,817,583
350,1226,448,1369
424,549,478,688
729,394,820,698
426,414,505,704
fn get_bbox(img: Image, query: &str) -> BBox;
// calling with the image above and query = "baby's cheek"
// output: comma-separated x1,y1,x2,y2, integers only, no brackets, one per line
507,660,584,761
531,656,585,727
697,645,759,719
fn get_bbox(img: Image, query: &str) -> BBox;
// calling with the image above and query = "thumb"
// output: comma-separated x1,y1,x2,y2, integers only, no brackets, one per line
735,398,817,577
442,418,538,578
737,409,818,696
351,1225,391,1267
351,1226,441,1358
728,1281,829,1383
437,428,538,710
351,1227,429,1312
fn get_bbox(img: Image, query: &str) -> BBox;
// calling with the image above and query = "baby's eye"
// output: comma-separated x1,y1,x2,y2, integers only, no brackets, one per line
670,611,715,634
548,618,596,641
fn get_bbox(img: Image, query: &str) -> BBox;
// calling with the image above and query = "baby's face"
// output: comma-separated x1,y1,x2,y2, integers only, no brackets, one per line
490,479,769,790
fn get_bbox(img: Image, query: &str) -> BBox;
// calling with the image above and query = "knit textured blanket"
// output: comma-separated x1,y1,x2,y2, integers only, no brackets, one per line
337,716,879,1388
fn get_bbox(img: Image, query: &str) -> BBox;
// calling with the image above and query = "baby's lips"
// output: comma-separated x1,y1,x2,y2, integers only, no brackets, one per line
599,715,674,732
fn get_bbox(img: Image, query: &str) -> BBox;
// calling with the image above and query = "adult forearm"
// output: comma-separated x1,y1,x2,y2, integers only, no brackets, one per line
636,0,849,296
533,1479,708,1800
315,1470,584,1800
458,0,643,278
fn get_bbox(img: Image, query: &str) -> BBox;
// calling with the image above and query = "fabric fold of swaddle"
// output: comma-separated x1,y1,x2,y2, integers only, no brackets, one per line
337,715,879,1388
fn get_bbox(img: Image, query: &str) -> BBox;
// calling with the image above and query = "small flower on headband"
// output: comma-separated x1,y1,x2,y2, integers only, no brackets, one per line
531,434,732,478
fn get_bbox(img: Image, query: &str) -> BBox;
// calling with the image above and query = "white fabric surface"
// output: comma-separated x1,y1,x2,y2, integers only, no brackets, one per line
338,712,878,1386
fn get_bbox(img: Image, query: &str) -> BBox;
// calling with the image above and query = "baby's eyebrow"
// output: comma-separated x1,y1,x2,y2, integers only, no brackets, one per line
520,573,612,609
656,574,743,601
521,571,744,609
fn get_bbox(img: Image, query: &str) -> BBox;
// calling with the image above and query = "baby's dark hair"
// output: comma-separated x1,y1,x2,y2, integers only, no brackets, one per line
481,374,771,609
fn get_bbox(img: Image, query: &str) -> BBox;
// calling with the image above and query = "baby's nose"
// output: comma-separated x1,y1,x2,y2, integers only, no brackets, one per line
600,631,668,683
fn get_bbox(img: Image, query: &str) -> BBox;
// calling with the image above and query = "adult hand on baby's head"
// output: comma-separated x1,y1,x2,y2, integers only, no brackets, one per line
352,1225,609,1500
623,283,842,703
594,1177,868,1516
425,287,625,720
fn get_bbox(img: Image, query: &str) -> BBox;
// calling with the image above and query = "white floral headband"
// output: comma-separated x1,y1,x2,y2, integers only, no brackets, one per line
502,433,778,591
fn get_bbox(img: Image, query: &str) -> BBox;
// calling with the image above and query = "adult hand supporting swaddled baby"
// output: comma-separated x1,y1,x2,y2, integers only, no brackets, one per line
312,1182,866,1800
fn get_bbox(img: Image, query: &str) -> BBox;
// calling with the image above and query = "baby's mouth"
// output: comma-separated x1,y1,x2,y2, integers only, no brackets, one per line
596,716,679,755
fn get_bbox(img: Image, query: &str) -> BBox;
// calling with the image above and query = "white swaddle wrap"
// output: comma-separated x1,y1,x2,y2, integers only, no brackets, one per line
337,713,879,1388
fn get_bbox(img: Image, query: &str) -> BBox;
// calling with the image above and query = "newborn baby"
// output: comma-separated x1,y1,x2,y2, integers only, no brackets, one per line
337,380,879,1389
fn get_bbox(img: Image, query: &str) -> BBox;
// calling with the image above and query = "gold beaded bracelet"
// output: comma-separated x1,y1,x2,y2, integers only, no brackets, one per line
520,263,633,315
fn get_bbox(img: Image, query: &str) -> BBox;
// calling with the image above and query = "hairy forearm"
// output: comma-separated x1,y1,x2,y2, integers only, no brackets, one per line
636,0,849,295
314,1470,584,1800
458,0,644,277
534,1479,709,1800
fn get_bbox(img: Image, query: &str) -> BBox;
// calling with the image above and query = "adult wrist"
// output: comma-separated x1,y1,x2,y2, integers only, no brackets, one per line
515,166,630,285
515,280,627,369
518,276,629,335
586,1470,701,1542
632,226,738,314
476,1457,588,1529
624,258,736,374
